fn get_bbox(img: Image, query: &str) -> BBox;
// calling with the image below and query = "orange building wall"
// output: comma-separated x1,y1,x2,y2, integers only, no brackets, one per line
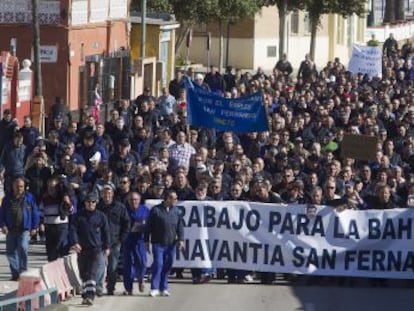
67,20,128,111
0,20,127,114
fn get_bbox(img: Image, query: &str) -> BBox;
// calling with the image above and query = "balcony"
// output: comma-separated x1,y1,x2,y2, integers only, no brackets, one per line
0,0,60,25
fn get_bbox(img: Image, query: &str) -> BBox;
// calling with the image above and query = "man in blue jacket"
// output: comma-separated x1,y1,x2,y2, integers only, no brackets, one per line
0,131,27,195
123,191,149,295
144,190,184,297
0,177,39,280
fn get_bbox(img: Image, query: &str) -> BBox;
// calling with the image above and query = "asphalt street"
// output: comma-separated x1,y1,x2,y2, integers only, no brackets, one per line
1,234,414,311
62,278,414,311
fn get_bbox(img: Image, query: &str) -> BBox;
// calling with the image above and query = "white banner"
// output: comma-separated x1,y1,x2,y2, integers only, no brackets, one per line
348,44,382,78
147,200,414,279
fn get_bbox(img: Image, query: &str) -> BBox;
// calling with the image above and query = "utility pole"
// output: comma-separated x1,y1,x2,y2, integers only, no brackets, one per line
140,0,146,58
33,0,42,96
32,0,45,135
278,0,288,60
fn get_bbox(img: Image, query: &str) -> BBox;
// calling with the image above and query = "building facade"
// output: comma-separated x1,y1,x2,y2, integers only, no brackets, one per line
0,0,129,113
185,6,366,72
130,13,180,95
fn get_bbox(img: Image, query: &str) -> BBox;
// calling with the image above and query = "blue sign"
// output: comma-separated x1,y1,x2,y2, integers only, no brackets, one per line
185,78,268,133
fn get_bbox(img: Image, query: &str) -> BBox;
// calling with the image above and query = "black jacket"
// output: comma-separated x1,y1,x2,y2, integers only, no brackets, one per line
69,209,110,251
97,200,130,246
144,202,184,246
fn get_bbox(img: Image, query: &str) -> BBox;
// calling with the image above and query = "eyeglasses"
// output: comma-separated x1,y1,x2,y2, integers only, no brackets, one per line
86,200,96,204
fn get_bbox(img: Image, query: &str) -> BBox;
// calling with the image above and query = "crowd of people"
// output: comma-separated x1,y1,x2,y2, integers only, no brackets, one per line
1,36,414,303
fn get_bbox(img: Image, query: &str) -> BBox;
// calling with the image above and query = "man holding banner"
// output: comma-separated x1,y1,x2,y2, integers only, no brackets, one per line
348,44,382,78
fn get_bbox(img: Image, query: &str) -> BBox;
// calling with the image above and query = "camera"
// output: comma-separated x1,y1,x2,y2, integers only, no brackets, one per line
55,175,73,220
58,200,71,220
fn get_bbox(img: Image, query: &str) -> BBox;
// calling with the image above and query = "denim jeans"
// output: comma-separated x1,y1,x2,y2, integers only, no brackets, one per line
6,231,30,279
150,244,176,291
95,252,106,293
96,244,121,293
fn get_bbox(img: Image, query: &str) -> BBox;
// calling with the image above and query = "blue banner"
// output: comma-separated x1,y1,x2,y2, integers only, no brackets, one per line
185,78,268,133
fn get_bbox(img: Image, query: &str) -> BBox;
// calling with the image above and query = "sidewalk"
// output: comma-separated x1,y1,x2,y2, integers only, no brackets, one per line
0,233,47,300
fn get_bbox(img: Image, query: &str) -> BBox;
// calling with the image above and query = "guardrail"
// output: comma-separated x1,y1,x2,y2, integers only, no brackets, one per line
0,287,58,311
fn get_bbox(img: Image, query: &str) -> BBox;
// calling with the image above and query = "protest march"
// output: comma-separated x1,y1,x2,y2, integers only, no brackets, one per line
3,36,414,303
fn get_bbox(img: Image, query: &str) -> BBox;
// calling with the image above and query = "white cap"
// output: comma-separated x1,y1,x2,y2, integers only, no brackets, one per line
89,151,101,162
195,73,204,81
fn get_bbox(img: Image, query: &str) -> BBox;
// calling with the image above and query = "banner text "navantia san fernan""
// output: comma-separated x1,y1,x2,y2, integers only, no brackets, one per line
145,200,414,278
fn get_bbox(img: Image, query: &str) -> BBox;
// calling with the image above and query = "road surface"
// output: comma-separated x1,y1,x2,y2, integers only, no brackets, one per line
1,235,414,311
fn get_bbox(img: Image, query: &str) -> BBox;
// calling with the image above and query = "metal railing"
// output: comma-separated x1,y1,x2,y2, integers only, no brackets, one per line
0,287,58,311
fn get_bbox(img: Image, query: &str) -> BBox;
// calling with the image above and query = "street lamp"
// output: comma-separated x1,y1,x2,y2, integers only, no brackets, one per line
32,0,45,136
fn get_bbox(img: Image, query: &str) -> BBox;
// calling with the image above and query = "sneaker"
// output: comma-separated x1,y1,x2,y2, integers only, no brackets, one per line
107,290,114,296
149,289,160,297
96,289,103,297
139,283,145,293
161,290,170,297
244,274,254,283
123,290,132,296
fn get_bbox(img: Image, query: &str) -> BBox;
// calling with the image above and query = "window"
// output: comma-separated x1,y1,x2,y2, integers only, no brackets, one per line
267,46,277,57
291,11,299,34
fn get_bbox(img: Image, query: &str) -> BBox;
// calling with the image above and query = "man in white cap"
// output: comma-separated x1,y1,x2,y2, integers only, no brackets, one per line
194,73,210,91
83,151,101,185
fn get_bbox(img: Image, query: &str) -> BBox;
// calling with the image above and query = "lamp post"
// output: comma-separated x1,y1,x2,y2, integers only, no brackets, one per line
140,0,146,58
32,0,45,136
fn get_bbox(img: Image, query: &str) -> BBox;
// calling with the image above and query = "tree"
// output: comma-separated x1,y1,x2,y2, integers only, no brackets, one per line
131,0,220,54
131,0,264,62
384,0,406,24
213,0,265,70
303,0,366,60
395,0,405,21
383,0,396,23
263,0,304,60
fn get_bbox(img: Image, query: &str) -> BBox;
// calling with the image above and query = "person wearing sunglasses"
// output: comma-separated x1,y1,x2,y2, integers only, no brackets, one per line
69,192,110,306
